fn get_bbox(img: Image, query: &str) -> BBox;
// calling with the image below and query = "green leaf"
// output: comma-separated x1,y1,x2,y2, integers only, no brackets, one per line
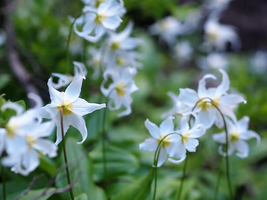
90,145,140,182
75,193,88,200
39,155,57,176
7,188,54,200
111,169,153,200
0,74,11,91
56,136,106,200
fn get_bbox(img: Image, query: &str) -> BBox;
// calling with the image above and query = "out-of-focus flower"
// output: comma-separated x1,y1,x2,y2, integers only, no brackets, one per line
213,116,260,158
179,69,246,128
204,17,240,51
168,115,206,164
173,41,193,63
198,53,228,71
249,51,267,74
205,0,233,10
74,0,124,42
52,62,87,89
139,116,183,167
42,76,106,145
0,29,6,46
101,67,138,117
88,47,103,79
149,16,187,47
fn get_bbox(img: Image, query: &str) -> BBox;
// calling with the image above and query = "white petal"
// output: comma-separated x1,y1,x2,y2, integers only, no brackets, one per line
220,94,245,106
145,119,161,139
155,148,167,167
48,78,64,105
120,38,142,50
102,16,122,30
218,105,237,123
179,88,198,107
29,121,55,138
72,98,106,116
215,69,229,97
212,132,226,144
6,135,27,157
22,150,40,175
168,141,186,164
28,93,43,108
198,74,216,98
198,109,215,129
239,130,261,145
66,114,87,144
159,116,174,134
236,116,249,133
184,138,199,152
1,102,24,115
139,138,158,151
189,124,206,138
55,116,70,145
65,75,84,103
234,140,249,158
34,139,58,158
95,25,106,38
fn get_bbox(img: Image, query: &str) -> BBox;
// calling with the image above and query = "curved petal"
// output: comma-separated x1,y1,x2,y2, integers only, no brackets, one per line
168,141,186,164
184,138,199,152
145,119,160,139
159,116,174,134
48,78,64,105
102,16,122,30
189,124,206,138
1,102,24,115
198,74,216,98
34,139,58,158
139,137,158,151
239,130,261,145
212,132,226,144
65,75,84,103
215,69,229,97
220,94,245,106
236,116,249,133
234,140,249,158
66,114,87,144
179,88,198,107
72,98,106,116
155,148,167,167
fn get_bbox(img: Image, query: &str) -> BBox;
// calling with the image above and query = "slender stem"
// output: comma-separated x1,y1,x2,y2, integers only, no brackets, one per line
1,162,6,200
152,148,161,200
177,155,189,200
60,106,74,200
214,155,223,200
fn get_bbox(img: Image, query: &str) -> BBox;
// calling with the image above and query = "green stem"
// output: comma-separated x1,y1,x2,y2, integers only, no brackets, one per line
1,162,6,200
60,106,74,200
177,155,188,200
152,148,161,200
214,155,223,200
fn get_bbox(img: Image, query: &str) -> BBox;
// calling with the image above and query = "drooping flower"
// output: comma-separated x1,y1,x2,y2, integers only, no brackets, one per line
139,116,184,167
42,75,106,145
212,116,260,158
204,17,240,51
198,53,228,71
52,61,87,89
101,67,138,117
74,0,125,42
179,69,246,128
173,41,193,63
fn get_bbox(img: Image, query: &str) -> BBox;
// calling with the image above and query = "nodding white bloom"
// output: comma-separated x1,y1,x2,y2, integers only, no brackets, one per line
74,0,125,42
198,53,228,71
250,51,267,74
212,116,260,158
42,75,106,145
205,0,233,10
52,62,87,89
139,116,184,167
0,94,58,176
173,41,193,63
179,69,246,129
101,67,138,117
88,47,104,79
149,16,186,47
204,17,240,51
168,115,206,164
161,92,191,122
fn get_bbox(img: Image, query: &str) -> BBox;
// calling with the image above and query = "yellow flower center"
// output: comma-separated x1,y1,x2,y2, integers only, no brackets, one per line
93,59,100,66
26,135,36,149
57,101,73,115
197,97,220,111
116,82,127,96
116,57,125,66
181,133,190,145
208,31,218,43
111,41,120,51
157,135,170,148
6,124,18,138
94,13,106,25
230,132,239,142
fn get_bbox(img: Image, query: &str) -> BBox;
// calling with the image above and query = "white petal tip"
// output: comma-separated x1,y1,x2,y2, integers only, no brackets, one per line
243,100,247,104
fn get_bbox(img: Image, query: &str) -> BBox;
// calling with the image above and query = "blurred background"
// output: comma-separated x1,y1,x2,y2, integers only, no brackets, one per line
1,0,267,199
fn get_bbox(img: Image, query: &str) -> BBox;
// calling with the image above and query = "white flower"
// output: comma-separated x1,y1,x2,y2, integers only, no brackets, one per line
179,69,246,128
52,61,87,89
42,75,106,145
205,0,233,10
0,29,6,46
198,53,228,71
101,67,138,117
204,17,240,51
249,51,267,74
149,16,186,47
168,115,206,164
87,47,104,79
173,41,193,63
74,0,124,42
139,116,183,167
212,116,260,158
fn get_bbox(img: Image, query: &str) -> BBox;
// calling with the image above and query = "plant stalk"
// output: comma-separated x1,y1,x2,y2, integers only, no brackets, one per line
1,162,6,200
214,155,223,200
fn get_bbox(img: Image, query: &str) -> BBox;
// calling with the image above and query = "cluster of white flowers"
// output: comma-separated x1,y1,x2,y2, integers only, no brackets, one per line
140,69,260,166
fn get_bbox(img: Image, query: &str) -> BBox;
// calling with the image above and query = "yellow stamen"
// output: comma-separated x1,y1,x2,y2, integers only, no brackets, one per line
116,82,127,96
26,135,36,149
6,124,18,138
57,101,73,115
94,13,106,25
181,133,190,145
111,41,120,51
157,135,170,148
230,132,239,142
197,97,220,111
116,57,125,66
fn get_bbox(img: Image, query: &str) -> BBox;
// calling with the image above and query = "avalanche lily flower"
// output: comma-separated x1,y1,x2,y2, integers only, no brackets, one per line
101,67,138,117
173,41,193,63
42,75,106,145
52,61,87,89
198,53,228,71
74,0,124,42
204,17,240,51
168,114,206,164
139,116,184,167
212,116,260,158
179,69,246,128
